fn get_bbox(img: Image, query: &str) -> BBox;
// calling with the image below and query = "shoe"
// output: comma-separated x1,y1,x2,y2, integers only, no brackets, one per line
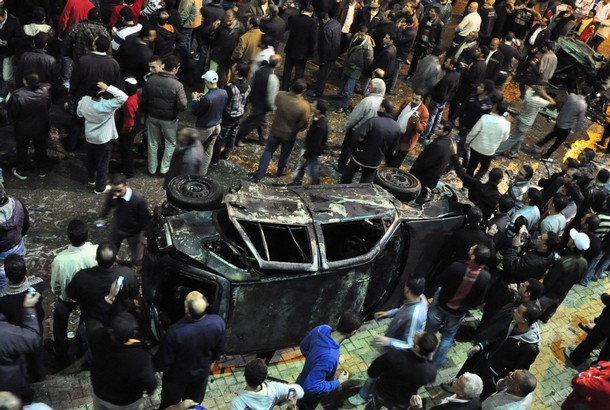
347,394,368,406
508,151,518,159
87,181,96,187
564,347,574,361
541,157,553,163
440,381,454,393
11,168,27,180
94,185,111,194
235,141,245,147
38,172,47,178
335,107,347,114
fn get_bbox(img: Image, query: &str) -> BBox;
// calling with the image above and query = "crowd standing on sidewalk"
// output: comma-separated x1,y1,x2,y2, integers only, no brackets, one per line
1,0,610,409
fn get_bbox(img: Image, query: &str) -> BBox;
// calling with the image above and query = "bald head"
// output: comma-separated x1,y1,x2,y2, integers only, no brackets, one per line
184,291,209,319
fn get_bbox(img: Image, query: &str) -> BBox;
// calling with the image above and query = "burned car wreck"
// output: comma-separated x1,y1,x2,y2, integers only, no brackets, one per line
143,178,465,354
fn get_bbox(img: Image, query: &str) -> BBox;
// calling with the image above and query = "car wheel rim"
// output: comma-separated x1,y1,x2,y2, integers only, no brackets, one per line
180,179,212,199
384,169,414,187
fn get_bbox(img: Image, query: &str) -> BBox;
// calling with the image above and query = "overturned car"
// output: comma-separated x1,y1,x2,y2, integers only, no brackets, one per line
143,174,465,354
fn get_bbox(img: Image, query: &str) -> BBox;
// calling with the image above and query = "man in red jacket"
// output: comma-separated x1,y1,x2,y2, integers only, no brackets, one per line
58,0,94,36
562,361,610,410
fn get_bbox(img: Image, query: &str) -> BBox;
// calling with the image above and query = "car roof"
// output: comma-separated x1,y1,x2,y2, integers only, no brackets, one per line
225,182,398,225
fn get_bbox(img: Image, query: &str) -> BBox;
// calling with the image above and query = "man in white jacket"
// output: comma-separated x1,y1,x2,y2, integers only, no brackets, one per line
77,82,127,194
466,102,510,180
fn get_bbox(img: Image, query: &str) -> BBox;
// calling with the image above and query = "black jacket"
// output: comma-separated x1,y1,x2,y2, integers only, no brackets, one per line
141,71,187,121
154,24,182,59
70,53,121,101
318,18,341,62
304,115,328,158
502,244,553,283
543,252,587,300
525,25,551,50
209,21,244,64
409,136,452,190
357,7,382,33
436,261,491,315
374,44,396,81
478,5,497,38
90,329,157,405
451,225,493,262
15,49,58,89
249,64,276,112
484,49,504,82
352,112,401,167
198,3,226,43
416,15,443,48
260,16,287,48
451,155,501,218
0,12,23,58
285,13,317,60
8,84,52,136
430,69,460,103
498,42,522,72
121,38,154,85
395,25,416,61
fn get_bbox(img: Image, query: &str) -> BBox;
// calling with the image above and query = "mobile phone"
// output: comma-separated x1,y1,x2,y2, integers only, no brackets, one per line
116,276,124,290
27,287,36,297
288,388,296,400
519,225,528,242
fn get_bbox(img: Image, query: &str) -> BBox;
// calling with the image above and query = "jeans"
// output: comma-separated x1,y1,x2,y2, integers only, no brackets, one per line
422,100,445,140
340,76,357,109
146,116,178,174
537,125,571,159
0,238,26,289
212,117,241,162
53,298,79,361
292,155,321,185
197,124,221,175
497,119,531,155
581,249,610,286
86,141,112,192
1,56,13,82
388,59,405,94
255,135,296,180
425,296,466,367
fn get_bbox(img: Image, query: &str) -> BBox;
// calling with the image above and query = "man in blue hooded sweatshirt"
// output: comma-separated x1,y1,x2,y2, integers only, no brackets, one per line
295,310,363,410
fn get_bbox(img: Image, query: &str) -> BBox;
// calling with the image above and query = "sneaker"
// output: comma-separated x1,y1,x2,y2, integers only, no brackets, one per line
335,107,347,114
87,181,96,187
38,173,47,178
564,347,574,361
11,168,27,180
347,394,368,406
94,185,111,194
541,157,553,163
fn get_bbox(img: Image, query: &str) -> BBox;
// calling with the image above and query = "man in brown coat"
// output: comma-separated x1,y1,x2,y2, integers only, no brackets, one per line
390,93,429,167
252,79,311,182
231,17,263,66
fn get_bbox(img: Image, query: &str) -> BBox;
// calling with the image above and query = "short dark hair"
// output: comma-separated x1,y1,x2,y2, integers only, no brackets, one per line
303,4,314,12
527,188,542,204
520,301,542,325
597,169,610,183
472,244,491,265
24,72,40,88
522,164,534,180
582,147,595,161
565,182,581,200
179,127,199,145
111,312,139,345
235,61,250,78
406,277,426,295
124,79,138,96
489,168,503,184
467,206,484,225
94,36,110,52
316,99,328,115
336,310,363,335
32,7,46,22
565,158,580,168
248,16,260,28
164,55,181,72
244,359,268,386
5,254,26,284
120,6,134,21
291,79,306,94
33,32,48,49
88,8,102,22
545,231,561,253
432,46,444,56
109,173,127,186
67,219,88,246
584,213,601,231
380,98,394,113
498,195,515,213
552,194,568,212
483,80,496,95
416,332,438,356
96,242,117,268
525,279,544,300
319,11,329,20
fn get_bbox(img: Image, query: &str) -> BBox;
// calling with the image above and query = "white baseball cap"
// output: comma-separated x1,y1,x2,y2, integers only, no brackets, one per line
569,229,590,251
202,70,219,83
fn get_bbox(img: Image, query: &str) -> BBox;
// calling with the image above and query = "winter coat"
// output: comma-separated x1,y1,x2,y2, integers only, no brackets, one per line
351,112,401,168
269,91,311,141
502,244,554,283
8,84,52,137
285,13,317,60
409,135,452,189
210,21,245,64
318,18,342,62
0,311,40,396
342,35,374,79
0,12,23,59
70,53,121,101
154,24,180,59
395,98,429,152
15,50,57,88
410,54,441,96
232,28,263,64
141,72,187,121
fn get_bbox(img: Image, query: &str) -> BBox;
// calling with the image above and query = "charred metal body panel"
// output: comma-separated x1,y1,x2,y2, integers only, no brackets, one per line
143,182,464,353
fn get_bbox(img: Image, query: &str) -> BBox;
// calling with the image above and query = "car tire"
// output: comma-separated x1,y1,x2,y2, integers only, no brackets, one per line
374,167,421,203
166,175,223,211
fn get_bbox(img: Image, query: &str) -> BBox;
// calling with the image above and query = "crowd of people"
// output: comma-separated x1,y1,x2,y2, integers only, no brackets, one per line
0,0,610,408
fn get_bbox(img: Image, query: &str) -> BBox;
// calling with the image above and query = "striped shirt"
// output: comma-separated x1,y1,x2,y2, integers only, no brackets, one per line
384,295,429,350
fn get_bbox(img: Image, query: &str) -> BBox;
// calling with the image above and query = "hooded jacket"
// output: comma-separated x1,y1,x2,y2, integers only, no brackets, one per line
0,197,29,252
295,325,341,399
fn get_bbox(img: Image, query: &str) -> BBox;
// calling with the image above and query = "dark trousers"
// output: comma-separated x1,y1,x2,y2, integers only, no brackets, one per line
282,56,307,90
159,372,209,410
536,125,571,159
118,129,137,178
337,128,355,172
314,60,335,95
466,149,493,179
589,35,604,51
66,115,84,151
602,122,610,147
53,298,79,361
236,109,268,142
110,229,145,265
213,116,241,161
15,131,48,174
340,158,376,183
407,44,427,76
389,150,409,168
255,135,296,179
86,141,112,191
569,326,610,365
